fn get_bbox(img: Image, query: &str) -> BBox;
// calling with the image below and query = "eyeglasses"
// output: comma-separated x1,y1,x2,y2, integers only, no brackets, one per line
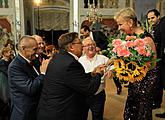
72,42,82,45
83,44,96,48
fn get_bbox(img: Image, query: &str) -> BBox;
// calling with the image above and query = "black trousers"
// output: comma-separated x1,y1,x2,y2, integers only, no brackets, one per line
0,99,10,120
113,77,122,89
84,90,106,120
152,65,163,108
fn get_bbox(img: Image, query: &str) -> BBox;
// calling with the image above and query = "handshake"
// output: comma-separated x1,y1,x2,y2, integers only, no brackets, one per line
91,64,114,80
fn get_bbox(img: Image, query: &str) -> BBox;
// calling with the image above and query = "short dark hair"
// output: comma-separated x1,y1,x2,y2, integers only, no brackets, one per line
58,32,78,50
147,9,160,17
81,25,90,32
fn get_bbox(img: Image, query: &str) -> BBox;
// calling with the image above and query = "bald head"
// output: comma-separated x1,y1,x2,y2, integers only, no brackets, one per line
82,37,96,58
82,37,96,46
19,35,37,51
18,35,38,61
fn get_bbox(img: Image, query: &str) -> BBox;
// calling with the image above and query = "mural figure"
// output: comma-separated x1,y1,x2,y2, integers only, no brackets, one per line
4,0,8,8
0,0,9,8
104,0,118,8
0,0,3,8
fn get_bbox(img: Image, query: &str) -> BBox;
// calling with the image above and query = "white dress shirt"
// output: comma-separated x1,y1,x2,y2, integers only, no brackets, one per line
90,32,94,41
79,54,109,94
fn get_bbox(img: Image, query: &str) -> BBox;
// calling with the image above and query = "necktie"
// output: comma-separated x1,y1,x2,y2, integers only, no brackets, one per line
39,56,42,63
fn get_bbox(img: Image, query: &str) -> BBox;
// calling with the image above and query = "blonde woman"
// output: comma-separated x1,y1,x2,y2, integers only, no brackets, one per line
114,7,157,120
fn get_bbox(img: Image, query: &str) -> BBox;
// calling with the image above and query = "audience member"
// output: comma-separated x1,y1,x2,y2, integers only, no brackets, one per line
0,47,13,120
32,35,48,73
154,16,165,118
80,25,108,52
79,37,108,120
8,35,49,120
147,9,160,36
80,25,122,94
45,45,57,58
3,39,16,59
147,9,163,109
37,32,105,120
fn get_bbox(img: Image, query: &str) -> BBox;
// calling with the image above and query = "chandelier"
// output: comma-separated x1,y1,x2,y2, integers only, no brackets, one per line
86,1,102,23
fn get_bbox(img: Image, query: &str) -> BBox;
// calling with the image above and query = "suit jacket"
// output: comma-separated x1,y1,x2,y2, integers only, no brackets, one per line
0,59,10,103
92,31,108,50
37,50,102,120
8,54,45,120
154,16,165,89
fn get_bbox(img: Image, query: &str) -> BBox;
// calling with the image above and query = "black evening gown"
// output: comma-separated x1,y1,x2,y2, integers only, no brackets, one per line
124,68,157,120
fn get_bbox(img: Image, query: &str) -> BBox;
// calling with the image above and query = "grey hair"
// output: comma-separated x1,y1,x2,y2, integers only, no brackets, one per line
18,35,37,51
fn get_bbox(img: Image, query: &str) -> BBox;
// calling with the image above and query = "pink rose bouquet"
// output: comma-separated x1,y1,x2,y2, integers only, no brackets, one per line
103,34,156,83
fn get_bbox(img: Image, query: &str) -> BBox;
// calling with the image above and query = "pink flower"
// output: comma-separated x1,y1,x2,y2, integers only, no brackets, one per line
112,39,122,47
113,45,125,53
135,46,146,55
117,47,131,57
145,50,151,57
134,39,145,46
125,41,135,48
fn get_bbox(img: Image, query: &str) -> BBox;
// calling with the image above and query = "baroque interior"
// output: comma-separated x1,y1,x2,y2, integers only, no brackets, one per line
0,0,165,48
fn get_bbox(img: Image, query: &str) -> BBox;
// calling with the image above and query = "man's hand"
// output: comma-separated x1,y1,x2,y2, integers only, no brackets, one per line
103,70,114,80
91,64,106,77
40,58,51,74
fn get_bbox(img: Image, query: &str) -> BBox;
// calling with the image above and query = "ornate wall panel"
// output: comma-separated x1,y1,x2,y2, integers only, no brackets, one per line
157,0,165,16
33,0,70,31
34,9,69,31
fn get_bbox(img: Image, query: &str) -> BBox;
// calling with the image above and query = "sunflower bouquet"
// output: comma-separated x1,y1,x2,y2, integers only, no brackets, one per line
102,34,156,83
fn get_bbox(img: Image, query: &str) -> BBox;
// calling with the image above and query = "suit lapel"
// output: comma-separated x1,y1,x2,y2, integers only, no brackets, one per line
17,54,38,77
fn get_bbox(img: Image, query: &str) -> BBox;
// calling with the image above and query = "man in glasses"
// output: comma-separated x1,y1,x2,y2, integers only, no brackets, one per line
80,25,108,52
79,37,109,120
37,32,106,120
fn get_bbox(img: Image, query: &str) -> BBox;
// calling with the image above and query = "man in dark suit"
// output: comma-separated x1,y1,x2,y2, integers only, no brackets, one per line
37,32,105,120
8,35,49,120
154,16,165,118
147,9,160,36
147,9,163,109
80,25,108,51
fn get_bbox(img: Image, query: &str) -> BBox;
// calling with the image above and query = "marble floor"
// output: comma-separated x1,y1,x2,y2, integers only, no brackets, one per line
88,79,165,120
